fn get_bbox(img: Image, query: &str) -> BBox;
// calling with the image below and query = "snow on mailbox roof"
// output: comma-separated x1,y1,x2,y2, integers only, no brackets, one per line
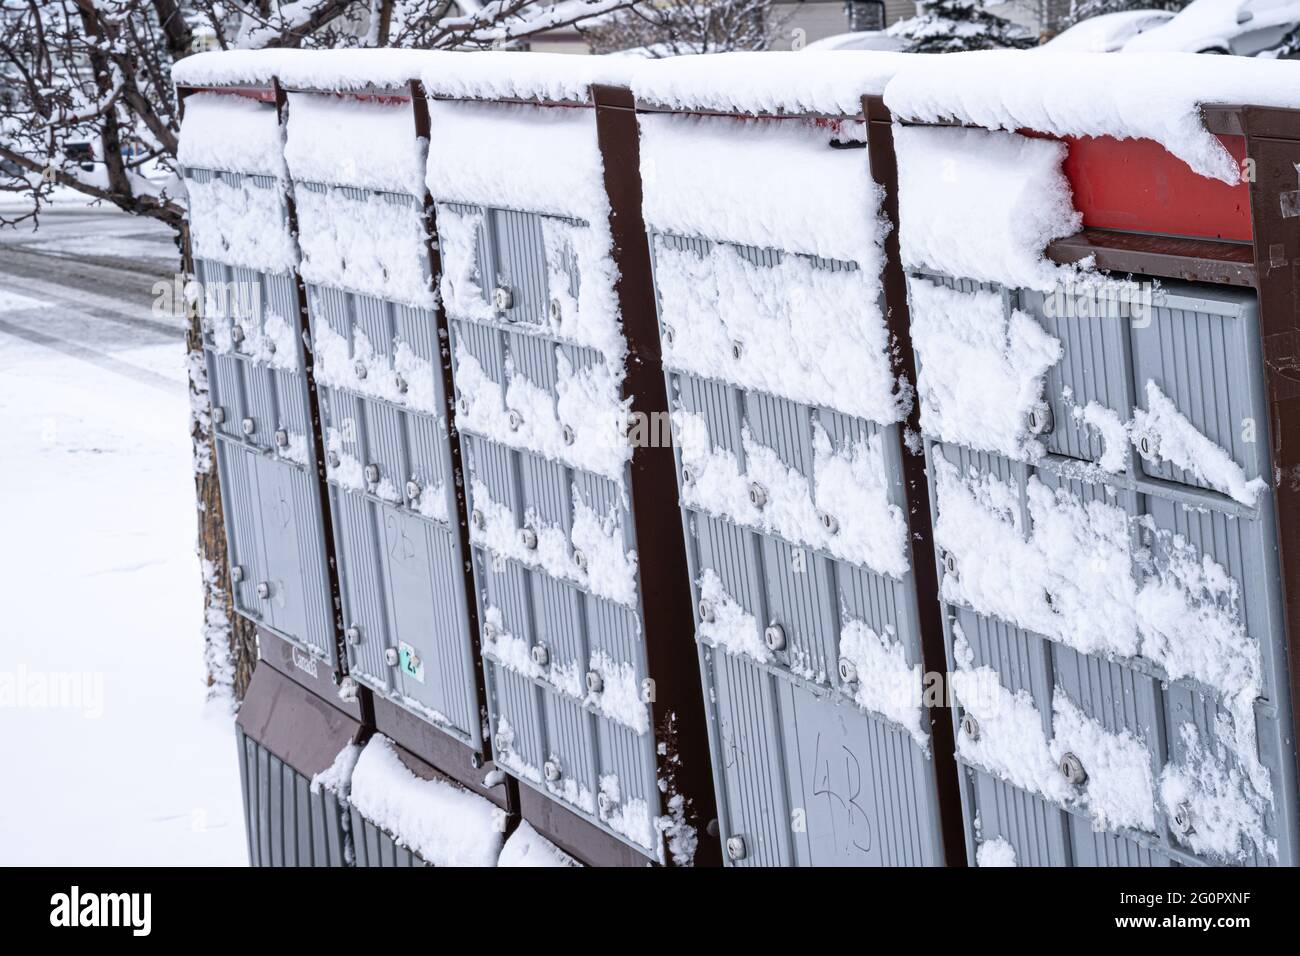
632,51,911,116
883,50,1300,184
174,48,430,91
419,50,632,102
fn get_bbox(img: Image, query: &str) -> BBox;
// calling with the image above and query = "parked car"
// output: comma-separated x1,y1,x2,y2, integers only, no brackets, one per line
801,30,906,52
1122,0,1300,54
1041,9,1175,51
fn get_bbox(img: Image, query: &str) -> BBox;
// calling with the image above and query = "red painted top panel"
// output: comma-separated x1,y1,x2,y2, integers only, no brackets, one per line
1060,133,1252,243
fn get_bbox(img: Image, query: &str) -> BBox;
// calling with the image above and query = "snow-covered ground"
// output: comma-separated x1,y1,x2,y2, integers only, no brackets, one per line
0,199,247,865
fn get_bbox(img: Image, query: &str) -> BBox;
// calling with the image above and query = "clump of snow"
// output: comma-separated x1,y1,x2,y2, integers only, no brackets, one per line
883,50,1300,185
420,50,631,103
653,236,905,425
178,93,284,177
908,279,1061,460
427,100,608,224
435,206,494,323
325,425,366,493
497,821,580,867
1159,721,1272,862
187,176,297,274
1075,399,1129,473
348,734,503,867
454,345,631,482
675,412,908,578
839,619,927,747
586,650,649,735
310,742,362,797
1133,380,1266,506
895,125,1081,290
285,93,426,196
295,188,433,308
632,50,907,116
598,774,655,852
311,315,440,415
975,837,1016,867
696,569,768,663
469,479,639,610
952,630,1070,803
639,113,880,264
1048,695,1155,833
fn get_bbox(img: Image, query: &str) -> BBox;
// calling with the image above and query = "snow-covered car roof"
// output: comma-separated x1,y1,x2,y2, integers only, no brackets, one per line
1042,10,1175,52
1122,0,1300,52
801,30,906,52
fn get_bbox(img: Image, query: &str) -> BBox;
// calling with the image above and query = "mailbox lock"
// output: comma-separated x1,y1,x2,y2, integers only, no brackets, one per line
1059,752,1087,786
483,621,498,641
531,644,550,668
354,361,368,381
327,451,340,469
212,406,226,425
838,657,858,684
597,791,615,815
457,396,469,417
494,732,510,754
942,550,958,576
1136,432,1159,461
961,713,980,741
586,670,603,694
725,835,747,862
1172,803,1193,835
663,325,675,346
507,408,523,431
230,565,244,584
818,510,839,535
230,324,245,344
265,340,276,356
543,760,561,783
549,298,563,324
274,429,289,448
493,286,514,312
364,464,381,485
241,417,256,436
519,527,538,550
764,624,786,652
562,424,575,446
395,375,408,395
573,548,588,572
731,340,744,360
384,647,400,667
405,479,422,501
748,482,768,509
344,626,361,646
470,508,485,531
256,581,271,600
681,465,694,485
1026,402,1054,436
698,598,715,623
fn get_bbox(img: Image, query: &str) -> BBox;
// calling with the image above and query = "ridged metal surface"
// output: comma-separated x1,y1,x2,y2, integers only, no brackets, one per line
919,279,1299,867
651,232,948,867
236,727,349,867
307,281,482,749
350,809,430,867
440,202,664,860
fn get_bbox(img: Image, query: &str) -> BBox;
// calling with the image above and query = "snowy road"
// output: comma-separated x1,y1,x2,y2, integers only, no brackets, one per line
0,202,247,865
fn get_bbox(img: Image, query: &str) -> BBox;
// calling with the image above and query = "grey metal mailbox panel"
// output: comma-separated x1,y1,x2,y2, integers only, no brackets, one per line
304,271,482,745
215,440,266,617
490,208,550,326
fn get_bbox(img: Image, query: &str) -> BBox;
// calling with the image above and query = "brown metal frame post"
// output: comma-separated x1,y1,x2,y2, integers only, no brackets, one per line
592,83,722,867
864,94,968,867
271,77,372,729
1238,105,1300,827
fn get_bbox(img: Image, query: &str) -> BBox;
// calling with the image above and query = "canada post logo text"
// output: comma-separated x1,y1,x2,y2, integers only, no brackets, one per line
50,886,151,937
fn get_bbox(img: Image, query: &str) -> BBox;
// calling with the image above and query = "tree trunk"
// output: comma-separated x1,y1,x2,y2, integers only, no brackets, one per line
182,230,258,703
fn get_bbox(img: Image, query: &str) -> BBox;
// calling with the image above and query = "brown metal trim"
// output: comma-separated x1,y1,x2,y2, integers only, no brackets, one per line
1047,228,1257,287
864,93,968,867
237,663,362,780
408,79,493,766
257,626,364,723
1243,106,1300,810
517,783,650,867
592,82,721,867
